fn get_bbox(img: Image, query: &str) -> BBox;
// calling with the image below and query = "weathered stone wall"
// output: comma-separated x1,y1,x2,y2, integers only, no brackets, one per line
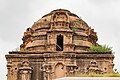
20,9,98,52
6,51,114,80
6,9,114,80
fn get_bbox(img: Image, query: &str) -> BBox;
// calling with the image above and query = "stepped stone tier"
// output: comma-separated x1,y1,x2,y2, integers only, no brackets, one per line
6,9,114,80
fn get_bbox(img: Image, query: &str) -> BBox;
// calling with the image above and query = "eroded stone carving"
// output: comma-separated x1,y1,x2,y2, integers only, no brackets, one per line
86,60,104,74
19,61,32,80
6,9,114,80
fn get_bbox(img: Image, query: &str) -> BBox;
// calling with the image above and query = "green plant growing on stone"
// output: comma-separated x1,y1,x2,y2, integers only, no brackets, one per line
89,45,112,52
113,68,119,74
71,27,78,35
88,73,120,77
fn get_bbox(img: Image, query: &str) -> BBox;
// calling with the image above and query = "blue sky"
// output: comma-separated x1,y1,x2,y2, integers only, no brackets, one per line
0,0,120,79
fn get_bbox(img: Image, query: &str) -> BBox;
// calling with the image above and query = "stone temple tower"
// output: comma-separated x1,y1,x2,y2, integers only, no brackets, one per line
6,9,114,80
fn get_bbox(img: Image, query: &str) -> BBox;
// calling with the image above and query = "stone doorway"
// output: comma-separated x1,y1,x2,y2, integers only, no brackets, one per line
54,63,65,79
56,35,63,51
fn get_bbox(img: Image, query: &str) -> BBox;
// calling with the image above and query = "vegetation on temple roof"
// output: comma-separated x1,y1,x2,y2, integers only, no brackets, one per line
89,45,112,52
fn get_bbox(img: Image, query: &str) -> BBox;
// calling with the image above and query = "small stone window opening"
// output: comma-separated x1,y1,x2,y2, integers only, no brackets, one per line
61,66,64,70
91,62,96,65
104,68,107,70
56,35,63,51
15,68,17,70
62,23,64,26
44,19,47,21
87,67,89,70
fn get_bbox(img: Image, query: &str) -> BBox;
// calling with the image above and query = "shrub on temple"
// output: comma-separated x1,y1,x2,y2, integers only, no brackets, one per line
89,45,112,52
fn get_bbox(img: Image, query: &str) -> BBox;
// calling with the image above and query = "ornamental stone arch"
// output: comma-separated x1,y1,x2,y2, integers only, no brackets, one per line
54,13,67,21
54,62,65,79
18,61,32,80
50,10,70,29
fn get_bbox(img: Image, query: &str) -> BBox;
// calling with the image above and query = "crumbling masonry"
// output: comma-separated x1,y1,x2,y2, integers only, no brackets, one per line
6,9,114,80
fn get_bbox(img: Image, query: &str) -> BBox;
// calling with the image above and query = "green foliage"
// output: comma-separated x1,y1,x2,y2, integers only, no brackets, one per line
113,69,119,74
106,73,120,77
88,73,120,77
89,45,112,52
71,27,78,35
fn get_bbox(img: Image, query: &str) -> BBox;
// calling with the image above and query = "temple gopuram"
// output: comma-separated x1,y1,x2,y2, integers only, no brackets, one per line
6,9,114,80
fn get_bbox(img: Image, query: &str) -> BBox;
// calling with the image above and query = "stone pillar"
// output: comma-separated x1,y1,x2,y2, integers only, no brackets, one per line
7,61,13,80
108,61,114,73
42,63,53,80
19,61,32,80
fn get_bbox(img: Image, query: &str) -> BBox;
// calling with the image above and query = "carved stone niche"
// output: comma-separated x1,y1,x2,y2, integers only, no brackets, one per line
52,12,68,22
18,61,32,80
51,12,69,29
42,63,53,80
86,60,104,74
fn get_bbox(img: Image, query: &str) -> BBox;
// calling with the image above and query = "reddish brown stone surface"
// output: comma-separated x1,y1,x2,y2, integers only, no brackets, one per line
6,9,114,80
